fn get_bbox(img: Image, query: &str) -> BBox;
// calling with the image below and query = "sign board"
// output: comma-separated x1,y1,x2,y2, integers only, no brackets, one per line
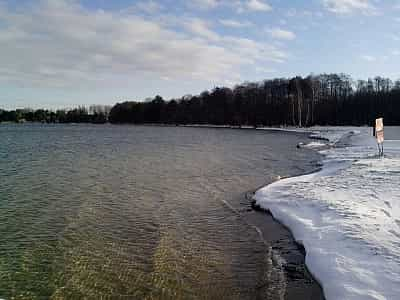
375,118,384,144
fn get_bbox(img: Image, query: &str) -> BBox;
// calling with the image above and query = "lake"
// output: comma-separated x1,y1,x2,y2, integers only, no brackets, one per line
0,124,322,299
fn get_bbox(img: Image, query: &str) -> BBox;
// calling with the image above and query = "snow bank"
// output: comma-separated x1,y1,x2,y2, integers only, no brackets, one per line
254,127,400,300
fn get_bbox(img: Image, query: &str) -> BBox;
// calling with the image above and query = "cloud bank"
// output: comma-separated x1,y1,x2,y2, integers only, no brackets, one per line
267,28,296,40
322,0,379,15
0,0,286,89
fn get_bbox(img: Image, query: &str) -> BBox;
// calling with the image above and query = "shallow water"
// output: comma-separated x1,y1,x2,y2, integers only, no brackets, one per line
0,124,319,299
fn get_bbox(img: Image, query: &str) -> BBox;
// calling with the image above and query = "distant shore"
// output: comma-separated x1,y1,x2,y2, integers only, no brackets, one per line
0,120,348,131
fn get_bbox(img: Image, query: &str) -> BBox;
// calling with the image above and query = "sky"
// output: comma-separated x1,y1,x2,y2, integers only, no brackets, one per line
0,0,399,109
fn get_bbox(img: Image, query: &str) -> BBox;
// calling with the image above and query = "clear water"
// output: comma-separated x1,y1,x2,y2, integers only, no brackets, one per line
0,124,318,300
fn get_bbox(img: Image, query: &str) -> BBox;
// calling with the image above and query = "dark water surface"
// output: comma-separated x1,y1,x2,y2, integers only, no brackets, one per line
0,124,321,300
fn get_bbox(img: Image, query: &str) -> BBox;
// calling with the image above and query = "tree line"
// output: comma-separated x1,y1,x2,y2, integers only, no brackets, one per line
2,74,400,127
0,105,111,124
109,74,400,127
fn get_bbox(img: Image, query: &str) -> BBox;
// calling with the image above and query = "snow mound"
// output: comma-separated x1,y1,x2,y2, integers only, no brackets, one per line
255,127,400,300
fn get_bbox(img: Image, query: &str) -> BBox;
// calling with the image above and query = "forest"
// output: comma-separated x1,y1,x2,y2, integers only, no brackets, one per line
2,74,400,127
0,105,111,124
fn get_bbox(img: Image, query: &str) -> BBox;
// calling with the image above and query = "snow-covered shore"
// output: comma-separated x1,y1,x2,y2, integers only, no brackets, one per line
254,127,400,300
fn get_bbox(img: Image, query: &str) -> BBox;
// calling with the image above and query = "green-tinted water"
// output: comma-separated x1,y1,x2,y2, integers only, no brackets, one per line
0,124,318,299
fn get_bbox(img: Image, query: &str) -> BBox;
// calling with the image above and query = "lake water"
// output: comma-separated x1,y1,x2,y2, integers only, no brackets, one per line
0,124,320,299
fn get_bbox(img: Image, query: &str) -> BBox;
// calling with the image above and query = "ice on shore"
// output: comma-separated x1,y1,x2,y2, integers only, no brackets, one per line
255,127,400,300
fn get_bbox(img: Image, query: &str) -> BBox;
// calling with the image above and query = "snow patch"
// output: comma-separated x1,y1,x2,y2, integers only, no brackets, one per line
300,141,327,149
255,127,400,300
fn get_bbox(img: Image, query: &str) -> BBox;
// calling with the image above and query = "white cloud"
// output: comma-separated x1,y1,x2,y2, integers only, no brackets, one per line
255,66,276,73
222,36,287,63
322,0,379,15
392,50,400,56
267,28,296,40
189,0,272,13
388,33,400,41
286,8,324,19
184,18,220,41
245,0,272,12
135,1,163,14
219,19,253,28
361,55,376,62
0,0,286,88
279,19,287,25
190,0,219,10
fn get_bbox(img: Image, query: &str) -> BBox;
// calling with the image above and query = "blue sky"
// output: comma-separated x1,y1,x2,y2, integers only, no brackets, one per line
0,0,399,109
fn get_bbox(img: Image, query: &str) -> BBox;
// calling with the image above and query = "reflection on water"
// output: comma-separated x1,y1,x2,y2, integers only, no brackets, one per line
0,124,317,299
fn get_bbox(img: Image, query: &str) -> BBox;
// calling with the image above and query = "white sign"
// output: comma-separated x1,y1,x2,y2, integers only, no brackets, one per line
375,118,384,144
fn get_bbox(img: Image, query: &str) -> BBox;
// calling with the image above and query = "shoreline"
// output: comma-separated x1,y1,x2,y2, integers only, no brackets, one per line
253,128,386,300
1,121,370,129
243,136,326,300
